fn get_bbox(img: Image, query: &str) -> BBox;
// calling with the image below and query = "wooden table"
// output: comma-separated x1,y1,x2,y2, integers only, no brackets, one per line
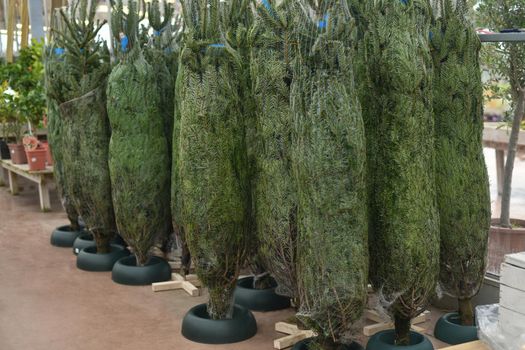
0,159,54,211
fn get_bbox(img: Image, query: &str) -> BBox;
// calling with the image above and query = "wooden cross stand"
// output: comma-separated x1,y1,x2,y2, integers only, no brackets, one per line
273,322,316,350
363,309,430,336
152,273,201,296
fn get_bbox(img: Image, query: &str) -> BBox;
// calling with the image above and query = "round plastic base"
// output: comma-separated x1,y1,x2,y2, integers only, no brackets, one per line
434,313,478,345
50,225,83,247
234,276,291,312
366,330,434,350
112,256,171,285
293,337,364,350
181,303,257,344
72,232,95,255
76,244,130,272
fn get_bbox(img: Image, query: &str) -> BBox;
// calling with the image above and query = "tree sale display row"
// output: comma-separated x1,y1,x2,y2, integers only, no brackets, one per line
291,1,368,347
431,0,491,330
107,0,171,275
356,0,439,346
47,0,118,262
177,0,253,322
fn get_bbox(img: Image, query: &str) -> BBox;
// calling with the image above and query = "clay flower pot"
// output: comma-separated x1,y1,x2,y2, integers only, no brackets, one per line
25,148,47,171
488,219,525,274
41,141,53,166
8,143,27,164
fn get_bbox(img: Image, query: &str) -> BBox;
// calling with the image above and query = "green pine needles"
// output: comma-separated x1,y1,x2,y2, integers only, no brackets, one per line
430,0,490,326
176,0,253,319
292,0,368,345
356,0,439,345
252,0,301,300
48,0,116,253
107,0,171,266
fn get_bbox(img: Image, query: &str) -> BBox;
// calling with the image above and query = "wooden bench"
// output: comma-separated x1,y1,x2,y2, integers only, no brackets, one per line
0,159,54,211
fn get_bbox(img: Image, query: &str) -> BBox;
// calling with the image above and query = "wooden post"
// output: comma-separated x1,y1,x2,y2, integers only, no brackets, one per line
20,0,29,48
38,178,51,211
8,170,19,195
6,0,16,63
496,149,505,196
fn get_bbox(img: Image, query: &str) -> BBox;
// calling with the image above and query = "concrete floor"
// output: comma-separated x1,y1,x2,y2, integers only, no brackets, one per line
3,152,521,349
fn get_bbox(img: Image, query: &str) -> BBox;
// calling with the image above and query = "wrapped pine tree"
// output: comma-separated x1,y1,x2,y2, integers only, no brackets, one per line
430,0,490,327
355,0,439,345
251,0,301,300
44,40,81,233
291,0,368,346
49,0,117,255
177,0,253,320
107,0,171,268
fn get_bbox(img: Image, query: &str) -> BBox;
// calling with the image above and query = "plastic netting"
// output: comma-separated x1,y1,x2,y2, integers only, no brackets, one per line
107,1,171,266
291,0,368,345
430,0,491,322
354,0,439,341
176,0,253,320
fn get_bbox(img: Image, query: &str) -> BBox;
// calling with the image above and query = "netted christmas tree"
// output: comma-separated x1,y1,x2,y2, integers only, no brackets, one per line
354,0,439,345
430,0,491,326
48,0,116,253
291,0,369,347
176,0,253,319
107,0,171,266
251,0,301,299
43,31,81,231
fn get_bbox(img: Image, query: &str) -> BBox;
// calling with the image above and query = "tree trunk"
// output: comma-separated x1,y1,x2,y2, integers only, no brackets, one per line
394,315,411,346
458,298,474,326
500,88,525,228
96,234,111,254
207,287,235,320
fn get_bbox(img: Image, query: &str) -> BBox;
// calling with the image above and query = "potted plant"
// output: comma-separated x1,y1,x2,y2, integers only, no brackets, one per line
290,1,369,349
355,1,438,348
476,0,525,274
2,90,26,164
177,0,257,344
22,135,47,171
429,0,491,344
47,0,128,271
106,0,171,286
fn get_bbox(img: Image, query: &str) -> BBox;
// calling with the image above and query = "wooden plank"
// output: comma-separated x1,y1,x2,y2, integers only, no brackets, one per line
501,262,525,292
38,180,51,211
181,281,200,297
152,280,183,292
8,170,18,195
275,322,299,334
505,252,525,269
439,340,489,350
365,310,388,324
500,284,525,315
363,322,392,336
274,332,310,350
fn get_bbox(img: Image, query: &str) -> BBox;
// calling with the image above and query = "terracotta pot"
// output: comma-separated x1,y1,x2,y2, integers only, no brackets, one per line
8,143,27,164
41,141,53,165
25,148,47,171
488,219,525,274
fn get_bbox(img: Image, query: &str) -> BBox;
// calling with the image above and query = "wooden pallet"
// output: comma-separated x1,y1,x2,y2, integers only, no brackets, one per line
363,309,430,336
273,322,316,350
439,340,490,350
151,273,201,296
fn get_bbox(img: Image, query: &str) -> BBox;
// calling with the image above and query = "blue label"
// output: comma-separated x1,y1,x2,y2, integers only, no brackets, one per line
120,35,129,52
154,30,161,36
318,14,329,29
54,47,65,56
209,43,225,48
400,0,408,4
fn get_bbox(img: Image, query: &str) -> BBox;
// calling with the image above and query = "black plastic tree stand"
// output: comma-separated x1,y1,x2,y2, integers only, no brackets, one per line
234,276,291,312
434,313,477,345
112,256,171,286
293,338,364,350
366,330,434,350
76,244,130,272
181,303,257,344
50,225,84,248
73,233,127,255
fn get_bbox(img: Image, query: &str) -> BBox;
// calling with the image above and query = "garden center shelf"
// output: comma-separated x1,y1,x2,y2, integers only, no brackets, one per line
478,32,525,42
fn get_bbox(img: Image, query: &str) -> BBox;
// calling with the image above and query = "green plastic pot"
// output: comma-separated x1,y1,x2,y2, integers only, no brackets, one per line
50,225,83,247
181,303,257,344
234,276,291,312
366,330,433,350
293,337,364,350
434,313,477,345
112,256,171,286
76,244,130,272
72,232,95,255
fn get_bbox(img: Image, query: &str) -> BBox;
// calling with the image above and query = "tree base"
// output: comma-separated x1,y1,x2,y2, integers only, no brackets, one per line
434,313,478,345
366,330,433,350
234,276,291,312
181,303,257,344
293,337,364,350
112,256,171,285
72,232,95,255
76,244,129,272
50,225,83,248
